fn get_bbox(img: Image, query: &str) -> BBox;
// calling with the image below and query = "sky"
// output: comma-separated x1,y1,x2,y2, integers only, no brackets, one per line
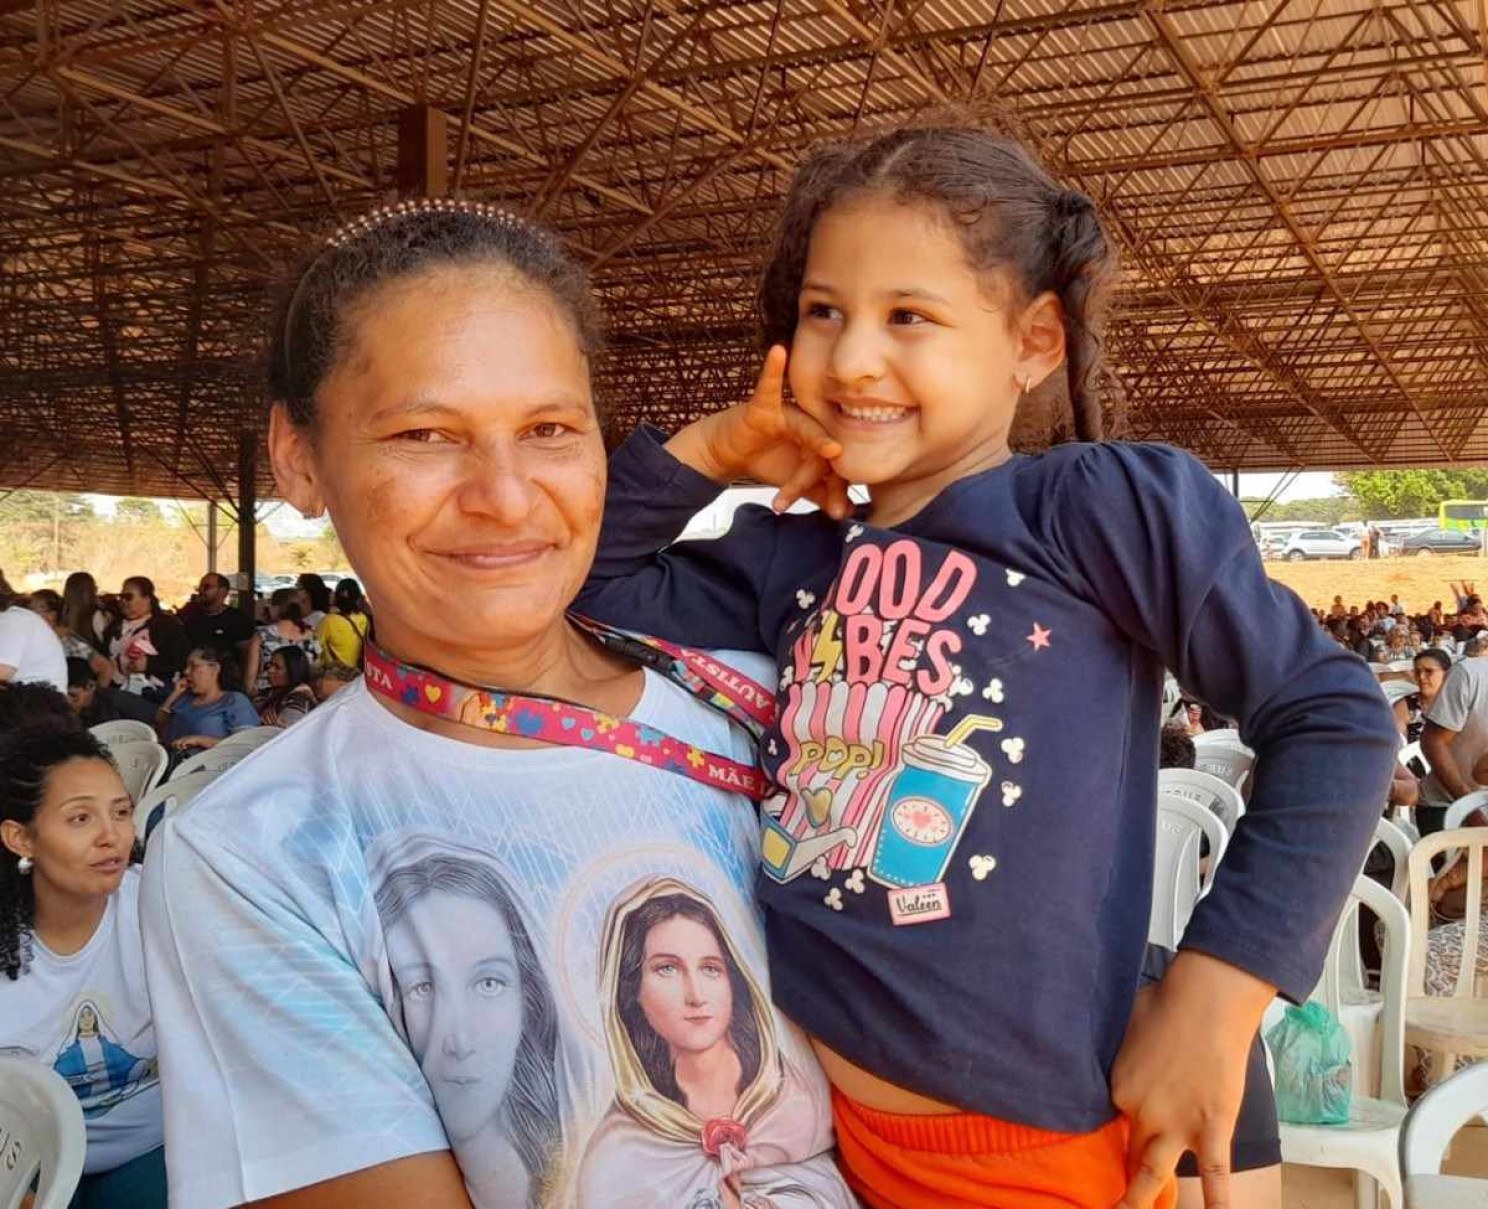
1233,471,1341,502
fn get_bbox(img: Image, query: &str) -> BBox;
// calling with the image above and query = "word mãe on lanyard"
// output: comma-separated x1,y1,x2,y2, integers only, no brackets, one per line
362,617,773,800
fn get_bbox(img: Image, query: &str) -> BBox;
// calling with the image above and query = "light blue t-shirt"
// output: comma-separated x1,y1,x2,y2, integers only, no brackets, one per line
163,690,258,742
142,666,854,1209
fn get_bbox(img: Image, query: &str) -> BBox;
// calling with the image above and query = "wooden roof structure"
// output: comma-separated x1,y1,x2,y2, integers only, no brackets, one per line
6,0,1488,500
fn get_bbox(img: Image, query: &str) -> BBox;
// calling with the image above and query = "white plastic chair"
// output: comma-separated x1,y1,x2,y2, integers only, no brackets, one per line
1157,767,1245,834
1388,660,1417,674
87,718,156,750
1193,727,1245,749
1372,816,1414,904
131,781,177,839
1160,676,1184,724
0,1056,86,1209
108,740,168,802
214,726,279,755
1405,830,1488,1088
1190,739,1255,793
1147,793,1229,949
1400,1063,1488,1207
160,769,217,816
172,744,246,782
1279,876,1410,1209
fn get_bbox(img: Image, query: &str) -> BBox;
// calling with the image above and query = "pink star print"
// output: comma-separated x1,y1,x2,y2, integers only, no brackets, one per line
1026,623,1051,651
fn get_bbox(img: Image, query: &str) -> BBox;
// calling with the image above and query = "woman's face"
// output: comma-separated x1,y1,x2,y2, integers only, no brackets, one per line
118,583,150,621
386,890,524,1145
274,265,604,665
637,914,734,1058
1415,659,1446,699
1,759,133,901
268,654,289,689
185,653,220,696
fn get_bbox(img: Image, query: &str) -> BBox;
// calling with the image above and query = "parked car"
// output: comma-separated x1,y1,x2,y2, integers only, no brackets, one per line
1281,529,1362,561
1399,529,1482,556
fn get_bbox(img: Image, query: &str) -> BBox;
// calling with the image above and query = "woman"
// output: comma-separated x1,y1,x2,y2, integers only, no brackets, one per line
0,715,166,1206
242,588,320,693
156,647,258,756
374,844,560,1207
1398,649,1452,745
64,572,113,653
296,574,332,631
252,646,318,728
580,878,838,1207
106,577,185,702
139,201,849,1209
316,577,370,669
29,588,115,687
0,571,67,693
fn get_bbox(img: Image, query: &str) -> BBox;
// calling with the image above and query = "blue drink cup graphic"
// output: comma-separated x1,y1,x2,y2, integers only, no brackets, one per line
870,735,992,889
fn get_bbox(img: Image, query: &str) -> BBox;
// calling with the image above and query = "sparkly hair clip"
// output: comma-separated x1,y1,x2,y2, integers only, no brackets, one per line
324,196,525,249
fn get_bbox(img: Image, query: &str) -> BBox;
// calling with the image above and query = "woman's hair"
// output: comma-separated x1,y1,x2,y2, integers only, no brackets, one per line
615,892,762,1108
0,570,18,612
375,854,559,1205
269,587,305,627
269,645,313,690
62,572,101,641
188,645,243,694
269,200,602,430
27,589,63,625
1,719,114,980
332,577,365,616
122,576,161,616
758,122,1118,443
296,574,332,615
1415,649,1453,675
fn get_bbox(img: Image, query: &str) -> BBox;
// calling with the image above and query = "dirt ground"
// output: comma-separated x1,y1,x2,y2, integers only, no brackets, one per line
1265,552,1488,611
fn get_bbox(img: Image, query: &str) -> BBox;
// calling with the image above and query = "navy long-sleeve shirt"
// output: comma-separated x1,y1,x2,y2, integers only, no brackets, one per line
577,426,1397,1131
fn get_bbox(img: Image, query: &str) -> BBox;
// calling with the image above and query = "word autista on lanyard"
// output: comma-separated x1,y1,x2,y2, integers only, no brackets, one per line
362,615,776,801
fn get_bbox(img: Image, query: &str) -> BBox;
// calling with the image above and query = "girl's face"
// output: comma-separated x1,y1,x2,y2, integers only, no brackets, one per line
271,265,605,667
386,890,524,1144
268,654,289,689
1,758,133,902
787,193,1063,494
1415,660,1446,698
637,914,734,1057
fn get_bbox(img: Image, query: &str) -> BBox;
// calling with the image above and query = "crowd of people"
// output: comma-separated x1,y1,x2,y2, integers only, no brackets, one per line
0,569,369,750
0,122,1411,1209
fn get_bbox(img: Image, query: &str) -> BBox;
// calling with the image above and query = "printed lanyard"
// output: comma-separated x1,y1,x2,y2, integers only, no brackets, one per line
362,616,773,800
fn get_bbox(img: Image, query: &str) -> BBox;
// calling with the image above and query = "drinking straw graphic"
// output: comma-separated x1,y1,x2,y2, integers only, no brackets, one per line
945,715,1004,746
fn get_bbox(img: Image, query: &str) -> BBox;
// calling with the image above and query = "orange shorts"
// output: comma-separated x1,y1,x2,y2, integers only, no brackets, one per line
832,1089,1177,1209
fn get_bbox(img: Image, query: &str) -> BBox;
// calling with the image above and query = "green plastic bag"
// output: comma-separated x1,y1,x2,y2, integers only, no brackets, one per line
1265,1002,1352,1125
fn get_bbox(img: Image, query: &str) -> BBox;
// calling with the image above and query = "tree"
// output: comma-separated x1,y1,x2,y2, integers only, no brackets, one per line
113,497,162,523
1335,470,1488,519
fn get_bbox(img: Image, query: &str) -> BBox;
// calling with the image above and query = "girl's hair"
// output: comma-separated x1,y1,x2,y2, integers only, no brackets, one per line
61,573,101,644
122,576,161,616
1,719,115,981
332,577,365,616
27,589,63,624
759,124,1118,442
296,574,332,615
269,200,602,430
269,645,313,689
375,854,559,1207
269,587,305,627
1415,649,1452,675
187,645,243,694
615,892,762,1108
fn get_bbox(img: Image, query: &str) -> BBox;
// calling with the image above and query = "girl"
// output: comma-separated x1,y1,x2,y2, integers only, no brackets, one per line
0,714,166,1207
252,646,318,728
579,123,1398,1208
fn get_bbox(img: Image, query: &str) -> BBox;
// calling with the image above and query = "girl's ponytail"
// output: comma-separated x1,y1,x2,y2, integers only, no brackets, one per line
1049,190,1113,443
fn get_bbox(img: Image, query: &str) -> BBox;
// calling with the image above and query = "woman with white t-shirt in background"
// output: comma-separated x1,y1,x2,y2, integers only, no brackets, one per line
0,712,166,1208
0,570,67,692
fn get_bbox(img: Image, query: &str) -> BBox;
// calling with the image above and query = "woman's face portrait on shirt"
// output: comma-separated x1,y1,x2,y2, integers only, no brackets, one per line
272,263,605,663
384,889,525,1144
638,913,735,1058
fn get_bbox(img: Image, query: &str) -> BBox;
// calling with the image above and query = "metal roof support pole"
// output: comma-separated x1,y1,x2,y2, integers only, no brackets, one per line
207,501,218,576
237,429,257,620
397,105,447,198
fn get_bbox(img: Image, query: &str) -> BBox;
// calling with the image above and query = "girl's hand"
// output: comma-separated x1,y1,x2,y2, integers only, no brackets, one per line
1111,951,1273,1209
666,347,853,519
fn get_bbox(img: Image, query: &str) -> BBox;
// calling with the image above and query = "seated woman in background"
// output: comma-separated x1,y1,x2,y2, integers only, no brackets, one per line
253,647,317,728
0,713,166,1207
243,588,320,694
156,647,258,757
1396,649,1452,745
29,589,115,687
315,577,369,669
